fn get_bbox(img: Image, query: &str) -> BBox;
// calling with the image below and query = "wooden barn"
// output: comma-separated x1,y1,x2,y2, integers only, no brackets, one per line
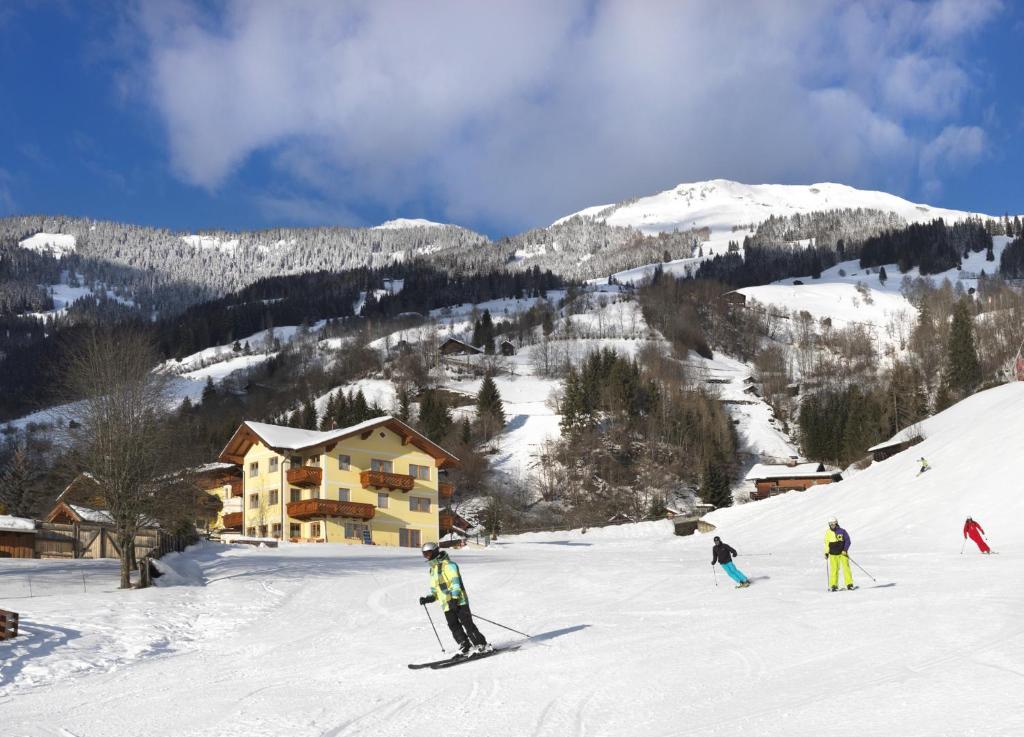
867,433,923,463
499,339,517,356
440,337,483,356
0,516,37,559
722,291,747,306
746,462,842,501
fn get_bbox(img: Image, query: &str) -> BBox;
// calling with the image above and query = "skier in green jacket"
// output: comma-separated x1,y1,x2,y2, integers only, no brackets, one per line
418,542,490,656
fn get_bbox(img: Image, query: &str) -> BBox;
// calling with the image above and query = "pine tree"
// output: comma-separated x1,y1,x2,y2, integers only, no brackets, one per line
320,393,338,430
350,389,370,423
201,376,216,404
301,399,318,430
476,372,506,441
878,265,887,286
460,416,472,445
944,298,981,399
700,457,732,509
419,390,452,441
396,386,412,422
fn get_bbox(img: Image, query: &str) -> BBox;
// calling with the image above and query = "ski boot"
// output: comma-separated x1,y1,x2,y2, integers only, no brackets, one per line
830,586,838,592
847,584,855,590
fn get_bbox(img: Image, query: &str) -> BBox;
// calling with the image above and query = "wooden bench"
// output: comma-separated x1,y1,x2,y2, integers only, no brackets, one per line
0,608,18,640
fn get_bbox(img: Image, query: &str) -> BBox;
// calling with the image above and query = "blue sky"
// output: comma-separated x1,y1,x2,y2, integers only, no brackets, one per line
1,0,1021,238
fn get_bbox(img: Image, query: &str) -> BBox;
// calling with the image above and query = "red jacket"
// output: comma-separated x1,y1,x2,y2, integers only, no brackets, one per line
964,520,985,539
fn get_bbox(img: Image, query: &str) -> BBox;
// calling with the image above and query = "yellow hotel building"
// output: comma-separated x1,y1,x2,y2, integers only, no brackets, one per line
218,416,458,547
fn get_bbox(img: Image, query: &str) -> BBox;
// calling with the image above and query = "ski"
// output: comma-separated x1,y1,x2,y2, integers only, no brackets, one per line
429,645,520,669
408,656,459,670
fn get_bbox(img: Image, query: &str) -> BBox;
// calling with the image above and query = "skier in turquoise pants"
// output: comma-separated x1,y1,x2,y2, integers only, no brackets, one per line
712,536,751,587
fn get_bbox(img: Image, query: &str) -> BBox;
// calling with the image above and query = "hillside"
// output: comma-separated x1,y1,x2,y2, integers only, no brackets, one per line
3,382,1022,736
559,178,985,239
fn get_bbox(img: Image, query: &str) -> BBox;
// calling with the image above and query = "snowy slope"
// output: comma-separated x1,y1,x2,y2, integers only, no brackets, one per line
3,383,1023,736
557,179,986,237
17,232,76,257
371,218,447,230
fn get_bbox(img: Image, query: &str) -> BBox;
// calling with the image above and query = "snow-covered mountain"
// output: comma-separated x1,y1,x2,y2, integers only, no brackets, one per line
557,178,987,238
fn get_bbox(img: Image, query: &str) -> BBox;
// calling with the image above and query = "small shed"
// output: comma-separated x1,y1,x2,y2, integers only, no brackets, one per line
746,462,842,501
867,433,923,463
499,339,517,356
0,515,37,559
440,338,483,356
722,291,747,306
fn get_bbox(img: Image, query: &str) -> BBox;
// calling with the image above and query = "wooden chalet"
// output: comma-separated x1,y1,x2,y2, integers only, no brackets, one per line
722,291,747,306
0,516,37,559
440,337,483,356
746,462,842,501
499,339,517,356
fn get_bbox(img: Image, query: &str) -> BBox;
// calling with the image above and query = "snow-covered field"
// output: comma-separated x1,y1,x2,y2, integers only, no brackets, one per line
2,382,1022,736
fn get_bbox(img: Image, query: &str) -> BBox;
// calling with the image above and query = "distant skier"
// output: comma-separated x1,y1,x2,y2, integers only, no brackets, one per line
963,517,991,554
824,517,854,591
418,542,491,656
712,536,750,587
917,457,930,475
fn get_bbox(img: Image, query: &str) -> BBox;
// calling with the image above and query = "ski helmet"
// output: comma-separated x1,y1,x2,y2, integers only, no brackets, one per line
421,541,440,560
713,536,721,543
828,517,838,527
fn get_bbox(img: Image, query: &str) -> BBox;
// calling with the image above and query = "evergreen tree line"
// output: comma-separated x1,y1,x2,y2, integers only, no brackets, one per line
858,219,992,274
999,236,1024,278
693,243,841,288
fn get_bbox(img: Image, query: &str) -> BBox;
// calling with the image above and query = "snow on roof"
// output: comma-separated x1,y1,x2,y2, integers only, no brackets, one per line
69,505,114,524
0,515,37,533
868,427,924,452
745,462,834,481
245,416,397,451
194,461,239,474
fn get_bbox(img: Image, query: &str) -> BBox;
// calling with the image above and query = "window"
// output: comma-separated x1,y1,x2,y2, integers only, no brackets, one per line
259,525,268,537
290,455,302,468
268,490,279,506
290,488,301,503
249,493,259,509
338,488,350,502
410,497,430,513
311,488,320,500
249,461,259,477
409,464,430,481
345,522,368,539
338,454,351,470
247,527,256,537
271,523,281,538
289,523,301,538
310,522,321,537
399,528,422,548
308,455,320,465
371,458,393,473
269,457,279,472
377,492,389,509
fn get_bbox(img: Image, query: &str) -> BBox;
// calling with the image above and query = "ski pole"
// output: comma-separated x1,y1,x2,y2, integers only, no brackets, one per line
847,557,877,582
712,563,718,587
825,557,830,591
423,604,445,653
472,614,531,639
960,538,966,555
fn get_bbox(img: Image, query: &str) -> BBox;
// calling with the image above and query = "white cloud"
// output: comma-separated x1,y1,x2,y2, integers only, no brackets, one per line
130,0,1002,229
919,125,988,194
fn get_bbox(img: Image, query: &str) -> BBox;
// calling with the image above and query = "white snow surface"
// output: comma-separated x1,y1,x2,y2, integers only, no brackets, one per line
3,382,1024,735
17,233,76,257
371,218,447,230
0,515,36,532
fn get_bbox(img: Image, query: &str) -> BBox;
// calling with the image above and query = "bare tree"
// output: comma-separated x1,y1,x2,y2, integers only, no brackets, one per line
60,329,186,589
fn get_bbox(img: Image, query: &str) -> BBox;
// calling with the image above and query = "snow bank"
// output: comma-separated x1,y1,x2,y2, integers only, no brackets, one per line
152,551,205,587
18,232,76,257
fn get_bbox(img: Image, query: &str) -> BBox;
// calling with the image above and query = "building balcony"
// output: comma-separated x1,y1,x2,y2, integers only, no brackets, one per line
287,466,322,487
438,482,454,499
360,470,415,492
229,479,243,497
440,512,454,531
287,499,375,521
222,512,243,528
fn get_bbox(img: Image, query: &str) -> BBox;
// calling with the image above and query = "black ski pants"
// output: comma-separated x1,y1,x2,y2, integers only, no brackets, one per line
444,603,487,648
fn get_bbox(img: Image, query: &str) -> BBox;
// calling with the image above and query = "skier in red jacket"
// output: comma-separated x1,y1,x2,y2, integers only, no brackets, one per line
963,517,990,554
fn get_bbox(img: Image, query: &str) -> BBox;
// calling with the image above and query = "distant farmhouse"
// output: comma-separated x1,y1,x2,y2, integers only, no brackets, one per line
746,462,843,501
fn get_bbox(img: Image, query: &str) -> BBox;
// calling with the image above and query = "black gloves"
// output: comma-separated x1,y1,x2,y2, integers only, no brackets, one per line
419,595,436,605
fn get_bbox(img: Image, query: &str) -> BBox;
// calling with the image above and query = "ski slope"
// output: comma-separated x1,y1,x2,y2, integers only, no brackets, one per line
2,382,1022,736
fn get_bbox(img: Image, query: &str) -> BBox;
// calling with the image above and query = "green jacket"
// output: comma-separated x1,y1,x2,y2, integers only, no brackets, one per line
428,551,468,611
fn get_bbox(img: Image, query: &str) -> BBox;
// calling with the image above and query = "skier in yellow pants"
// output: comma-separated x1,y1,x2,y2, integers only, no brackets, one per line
824,517,854,591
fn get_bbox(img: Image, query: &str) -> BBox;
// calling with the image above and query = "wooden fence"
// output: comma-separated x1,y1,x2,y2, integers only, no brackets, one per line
32,523,190,561
0,608,18,640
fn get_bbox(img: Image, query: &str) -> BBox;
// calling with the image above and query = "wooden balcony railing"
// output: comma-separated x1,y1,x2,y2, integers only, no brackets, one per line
360,470,415,492
438,482,454,498
222,512,243,529
287,466,322,487
229,479,243,497
287,499,375,521
439,513,454,531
